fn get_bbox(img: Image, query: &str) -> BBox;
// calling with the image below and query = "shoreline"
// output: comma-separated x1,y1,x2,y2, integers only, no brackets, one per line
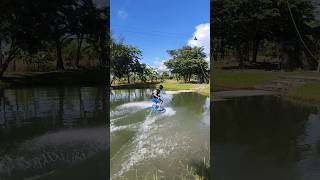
112,81,210,96
213,69,320,103
0,70,108,89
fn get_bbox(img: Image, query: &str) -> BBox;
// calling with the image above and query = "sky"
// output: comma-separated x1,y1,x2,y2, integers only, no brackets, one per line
110,0,210,71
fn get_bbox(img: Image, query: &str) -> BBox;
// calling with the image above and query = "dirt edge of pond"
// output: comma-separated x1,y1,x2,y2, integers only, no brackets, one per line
212,75,320,103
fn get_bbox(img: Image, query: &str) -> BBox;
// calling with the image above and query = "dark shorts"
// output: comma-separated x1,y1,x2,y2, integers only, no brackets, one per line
151,98,161,104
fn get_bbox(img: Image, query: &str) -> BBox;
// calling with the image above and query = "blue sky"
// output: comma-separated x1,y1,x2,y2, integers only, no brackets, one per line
111,0,210,71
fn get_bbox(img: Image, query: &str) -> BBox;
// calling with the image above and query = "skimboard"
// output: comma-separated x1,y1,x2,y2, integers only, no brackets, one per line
151,105,166,113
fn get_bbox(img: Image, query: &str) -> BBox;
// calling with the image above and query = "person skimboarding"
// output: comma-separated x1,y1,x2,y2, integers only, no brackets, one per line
151,85,164,109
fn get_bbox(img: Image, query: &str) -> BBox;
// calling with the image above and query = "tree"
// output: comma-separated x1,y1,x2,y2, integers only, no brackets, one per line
164,46,209,83
68,0,96,67
111,40,142,83
0,0,46,77
211,0,318,70
86,6,109,68
0,0,108,76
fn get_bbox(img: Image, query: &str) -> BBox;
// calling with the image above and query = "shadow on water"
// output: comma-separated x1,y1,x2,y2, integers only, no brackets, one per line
213,96,320,180
0,86,108,180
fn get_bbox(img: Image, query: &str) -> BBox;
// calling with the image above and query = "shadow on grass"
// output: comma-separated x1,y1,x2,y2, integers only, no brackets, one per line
220,62,280,70
1,69,108,87
111,82,158,89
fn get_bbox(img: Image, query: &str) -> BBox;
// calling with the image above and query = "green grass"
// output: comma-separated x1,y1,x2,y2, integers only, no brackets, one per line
199,85,210,96
112,82,157,89
212,69,281,90
160,82,198,90
112,81,210,96
159,81,210,96
288,82,320,102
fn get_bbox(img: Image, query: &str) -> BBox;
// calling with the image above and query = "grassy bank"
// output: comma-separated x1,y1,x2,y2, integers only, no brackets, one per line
160,81,210,96
288,82,320,102
111,82,157,89
112,80,210,96
213,69,320,102
0,70,107,88
212,69,280,90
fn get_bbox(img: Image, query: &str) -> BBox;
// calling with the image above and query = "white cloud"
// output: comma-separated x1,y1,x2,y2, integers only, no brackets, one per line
153,58,168,73
188,23,210,61
117,10,128,19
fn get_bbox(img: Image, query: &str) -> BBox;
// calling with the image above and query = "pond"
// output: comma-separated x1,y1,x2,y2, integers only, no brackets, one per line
0,87,108,180
213,96,320,180
110,89,210,179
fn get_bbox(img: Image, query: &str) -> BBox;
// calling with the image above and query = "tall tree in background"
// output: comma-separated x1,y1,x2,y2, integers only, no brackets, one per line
68,0,95,68
164,46,209,83
0,0,109,77
86,6,109,68
0,0,45,77
111,41,142,83
275,0,317,70
211,0,318,70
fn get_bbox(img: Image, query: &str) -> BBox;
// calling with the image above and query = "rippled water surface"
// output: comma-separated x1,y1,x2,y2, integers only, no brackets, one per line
110,89,210,179
213,96,320,180
0,87,108,180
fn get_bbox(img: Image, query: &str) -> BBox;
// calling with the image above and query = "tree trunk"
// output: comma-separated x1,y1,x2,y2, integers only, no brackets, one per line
199,74,204,84
127,74,130,83
0,46,17,78
133,73,136,83
75,35,83,68
317,60,320,72
280,40,302,71
252,40,259,63
184,75,188,82
12,59,16,72
56,40,64,70
236,46,244,68
99,26,107,67
0,40,2,67
0,58,13,78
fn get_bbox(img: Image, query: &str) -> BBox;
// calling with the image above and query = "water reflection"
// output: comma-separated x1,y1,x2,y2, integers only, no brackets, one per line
0,87,108,180
213,96,320,180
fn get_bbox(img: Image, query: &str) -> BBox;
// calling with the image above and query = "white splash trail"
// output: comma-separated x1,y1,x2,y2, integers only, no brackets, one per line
110,123,141,133
110,101,154,119
113,107,176,178
202,97,210,126
117,101,153,110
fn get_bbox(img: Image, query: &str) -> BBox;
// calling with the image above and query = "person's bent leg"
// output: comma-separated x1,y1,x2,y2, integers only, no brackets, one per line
160,99,163,107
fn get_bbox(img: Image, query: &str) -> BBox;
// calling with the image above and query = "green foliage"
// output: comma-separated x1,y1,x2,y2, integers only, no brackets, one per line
0,0,108,76
111,40,142,82
288,82,320,102
213,69,280,89
164,46,209,83
212,0,319,70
